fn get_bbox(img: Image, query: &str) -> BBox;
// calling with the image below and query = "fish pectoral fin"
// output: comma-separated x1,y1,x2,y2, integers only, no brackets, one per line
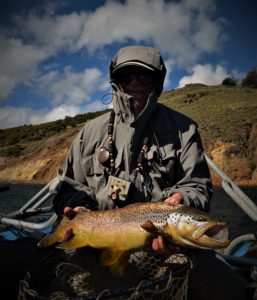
141,220,158,233
109,257,128,277
101,249,123,266
101,249,129,277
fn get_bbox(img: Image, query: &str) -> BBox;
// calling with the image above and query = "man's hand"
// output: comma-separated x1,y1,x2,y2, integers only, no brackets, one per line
151,235,166,252
151,193,183,252
63,206,88,219
164,192,183,206
60,206,89,242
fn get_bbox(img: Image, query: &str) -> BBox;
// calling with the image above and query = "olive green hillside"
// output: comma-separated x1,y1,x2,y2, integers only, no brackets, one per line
0,84,256,185
159,84,257,185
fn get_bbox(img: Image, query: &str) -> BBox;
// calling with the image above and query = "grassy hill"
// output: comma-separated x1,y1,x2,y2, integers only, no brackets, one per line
160,84,257,146
0,84,256,185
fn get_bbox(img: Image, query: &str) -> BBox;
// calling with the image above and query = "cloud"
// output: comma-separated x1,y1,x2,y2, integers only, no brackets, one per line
13,11,87,53
163,58,175,88
0,10,87,102
0,0,225,101
0,101,108,129
0,0,228,129
0,106,34,129
28,105,82,125
77,0,224,65
36,66,109,105
0,34,47,100
178,64,229,87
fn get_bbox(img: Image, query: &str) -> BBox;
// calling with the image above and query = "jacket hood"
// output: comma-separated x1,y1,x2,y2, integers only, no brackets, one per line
109,46,166,96
111,82,158,127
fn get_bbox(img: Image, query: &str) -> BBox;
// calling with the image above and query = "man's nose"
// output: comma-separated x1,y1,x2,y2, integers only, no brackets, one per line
129,76,142,85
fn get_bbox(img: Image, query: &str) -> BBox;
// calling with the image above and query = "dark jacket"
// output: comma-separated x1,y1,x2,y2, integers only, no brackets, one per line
52,87,212,215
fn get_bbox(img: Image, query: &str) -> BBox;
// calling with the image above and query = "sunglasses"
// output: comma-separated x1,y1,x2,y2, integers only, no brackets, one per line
115,68,157,85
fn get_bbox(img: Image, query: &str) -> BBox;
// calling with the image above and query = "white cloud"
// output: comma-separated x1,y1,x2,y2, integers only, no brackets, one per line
82,100,109,113
13,11,87,53
0,106,34,129
77,0,223,65
0,101,108,129
178,64,229,87
163,58,175,88
0,11,87,102
0,0,224,101
36,67,109,105
0,66,109,128
0,0,228,129
28,105,81,125
0,34,47,100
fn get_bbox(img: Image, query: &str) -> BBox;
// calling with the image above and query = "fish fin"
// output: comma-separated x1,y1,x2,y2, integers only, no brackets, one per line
141,220,158,233
109,254,129,277
39,229,87,249
38,216,87,249
101,249,129,277
37,216,70,248
101,249,123,266
37,231,62,248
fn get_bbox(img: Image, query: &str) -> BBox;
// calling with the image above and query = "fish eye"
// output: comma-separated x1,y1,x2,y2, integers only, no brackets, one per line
195,216,208,222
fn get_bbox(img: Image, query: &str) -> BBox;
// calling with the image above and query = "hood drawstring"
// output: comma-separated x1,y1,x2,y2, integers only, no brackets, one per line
150,119,164,168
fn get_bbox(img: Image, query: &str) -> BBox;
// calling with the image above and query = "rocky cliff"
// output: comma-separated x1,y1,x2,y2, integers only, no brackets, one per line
0,129,79,184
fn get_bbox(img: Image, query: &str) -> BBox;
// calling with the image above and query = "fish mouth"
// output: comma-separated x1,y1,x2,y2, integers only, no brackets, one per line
193,222,229,247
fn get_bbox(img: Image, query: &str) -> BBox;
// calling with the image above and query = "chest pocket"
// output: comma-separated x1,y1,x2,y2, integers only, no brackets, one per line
80,147,125,210
81,147,124,185
145,143,178,189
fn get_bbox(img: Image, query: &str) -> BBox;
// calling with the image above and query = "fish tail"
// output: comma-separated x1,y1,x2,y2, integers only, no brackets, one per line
37,216,71,248
37,231,62,248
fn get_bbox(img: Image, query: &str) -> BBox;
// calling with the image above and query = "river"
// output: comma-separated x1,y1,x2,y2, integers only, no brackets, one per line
0,183,256,239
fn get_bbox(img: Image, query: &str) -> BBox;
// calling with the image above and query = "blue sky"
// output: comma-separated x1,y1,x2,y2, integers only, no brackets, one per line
0,0,256,129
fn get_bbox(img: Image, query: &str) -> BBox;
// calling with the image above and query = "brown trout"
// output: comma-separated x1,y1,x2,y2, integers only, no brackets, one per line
38,202,229,275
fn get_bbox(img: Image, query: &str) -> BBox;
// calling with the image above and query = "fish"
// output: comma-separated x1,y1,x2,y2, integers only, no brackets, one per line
38,202,229,276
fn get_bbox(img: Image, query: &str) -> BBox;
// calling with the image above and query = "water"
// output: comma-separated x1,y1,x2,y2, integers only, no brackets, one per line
0,183,256,239
210,186,257,239
0,183,45,214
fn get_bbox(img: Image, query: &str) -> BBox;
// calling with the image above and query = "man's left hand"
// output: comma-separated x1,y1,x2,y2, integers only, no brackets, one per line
151,192,183,252
164,192,183,206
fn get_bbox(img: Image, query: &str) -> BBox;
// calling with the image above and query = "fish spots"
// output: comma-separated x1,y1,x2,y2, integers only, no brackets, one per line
167,212,181,224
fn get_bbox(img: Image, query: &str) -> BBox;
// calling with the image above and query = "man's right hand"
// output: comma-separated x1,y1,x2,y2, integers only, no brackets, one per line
61,206,89,242
63,206,88,219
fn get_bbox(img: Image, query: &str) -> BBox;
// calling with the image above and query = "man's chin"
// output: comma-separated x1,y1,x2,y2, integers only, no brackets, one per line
130,95,148,103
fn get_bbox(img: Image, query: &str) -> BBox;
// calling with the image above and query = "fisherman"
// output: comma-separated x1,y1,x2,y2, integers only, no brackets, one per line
51,45,246,299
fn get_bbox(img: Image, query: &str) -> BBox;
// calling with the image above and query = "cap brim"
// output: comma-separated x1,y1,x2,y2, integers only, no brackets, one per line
113,61,155,73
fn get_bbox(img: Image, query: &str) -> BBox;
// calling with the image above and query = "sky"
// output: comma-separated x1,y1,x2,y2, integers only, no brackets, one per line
0,0,256,129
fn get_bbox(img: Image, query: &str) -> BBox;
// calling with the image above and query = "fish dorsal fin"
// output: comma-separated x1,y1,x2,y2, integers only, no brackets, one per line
141,220,158,233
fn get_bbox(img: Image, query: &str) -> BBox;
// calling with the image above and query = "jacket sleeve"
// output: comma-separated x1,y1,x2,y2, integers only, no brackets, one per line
162,123,213,212
52,128,98,216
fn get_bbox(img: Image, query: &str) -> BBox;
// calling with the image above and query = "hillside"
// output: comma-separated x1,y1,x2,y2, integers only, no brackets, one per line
0,84,257,186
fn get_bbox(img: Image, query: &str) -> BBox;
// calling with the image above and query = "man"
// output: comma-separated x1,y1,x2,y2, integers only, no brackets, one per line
52,45,246,299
